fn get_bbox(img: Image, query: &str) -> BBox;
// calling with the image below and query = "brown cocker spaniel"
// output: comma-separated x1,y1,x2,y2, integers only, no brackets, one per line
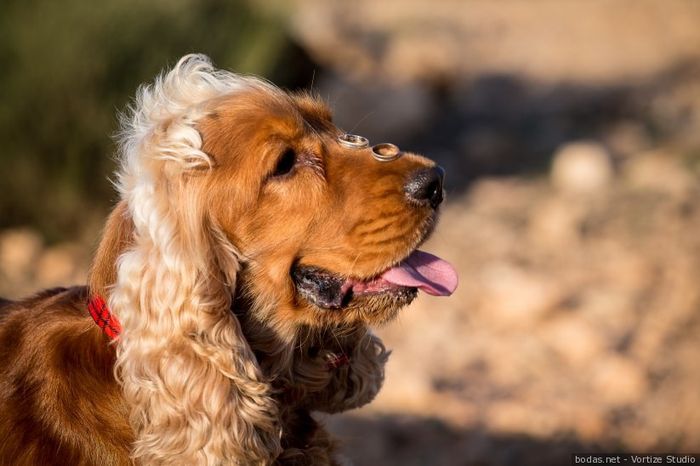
0,55,457,465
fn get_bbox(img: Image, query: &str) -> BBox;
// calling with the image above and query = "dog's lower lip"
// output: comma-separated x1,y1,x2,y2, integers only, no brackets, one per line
291,263,417,310
341,275,413,296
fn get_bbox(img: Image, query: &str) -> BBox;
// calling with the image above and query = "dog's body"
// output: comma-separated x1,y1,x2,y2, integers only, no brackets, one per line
0,55,456,465
0,286,363,465
0,287,133,464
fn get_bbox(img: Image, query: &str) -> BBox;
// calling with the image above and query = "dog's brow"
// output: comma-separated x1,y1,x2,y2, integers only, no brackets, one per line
304,155,326,180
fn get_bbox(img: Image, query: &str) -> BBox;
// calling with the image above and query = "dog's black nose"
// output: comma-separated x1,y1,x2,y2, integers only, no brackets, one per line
405,166,445,208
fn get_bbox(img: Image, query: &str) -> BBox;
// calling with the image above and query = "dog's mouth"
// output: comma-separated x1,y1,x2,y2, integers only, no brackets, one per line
292,250,458,310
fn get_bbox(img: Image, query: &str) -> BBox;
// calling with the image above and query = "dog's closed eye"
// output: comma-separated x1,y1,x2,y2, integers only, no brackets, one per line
271,148,297,178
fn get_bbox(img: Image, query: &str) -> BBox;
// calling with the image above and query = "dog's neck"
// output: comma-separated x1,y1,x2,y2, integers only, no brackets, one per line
232,281,363,375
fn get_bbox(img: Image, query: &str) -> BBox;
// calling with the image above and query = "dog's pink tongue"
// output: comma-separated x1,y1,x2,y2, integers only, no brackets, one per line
381,250,458,296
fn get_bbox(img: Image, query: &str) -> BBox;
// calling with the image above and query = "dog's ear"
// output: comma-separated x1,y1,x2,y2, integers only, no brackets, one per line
110,201,282,464
108,54,282,464
89,200,133,300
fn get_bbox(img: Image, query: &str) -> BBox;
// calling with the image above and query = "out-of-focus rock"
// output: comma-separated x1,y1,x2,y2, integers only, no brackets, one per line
624,151,696,199
597,245,653,294
383,33,459,84
485,401,557,437
571,406,606,441
479,262,561,326
528,198,584,248
0,230,90,298
605,121,652,158
550,141,614,195
466,178,539,214
375,360,438,414
592,356,648,406
577,288,639,340
0,228,43,283
542,315,606,366
35,244,85,289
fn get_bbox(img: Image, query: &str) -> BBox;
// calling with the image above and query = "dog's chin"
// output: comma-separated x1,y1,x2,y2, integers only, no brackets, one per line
291,263,418,325
337,286,417,325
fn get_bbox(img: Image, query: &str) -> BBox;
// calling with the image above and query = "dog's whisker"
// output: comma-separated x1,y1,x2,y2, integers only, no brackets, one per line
348,110,376,134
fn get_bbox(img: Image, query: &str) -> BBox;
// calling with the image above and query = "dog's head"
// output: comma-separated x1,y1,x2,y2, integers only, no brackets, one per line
93,55,457,338
196,80,456,333
91,55,456,463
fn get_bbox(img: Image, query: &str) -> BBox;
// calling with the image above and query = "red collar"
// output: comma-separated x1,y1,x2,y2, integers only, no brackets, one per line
86,296,349,370
87,295,122,340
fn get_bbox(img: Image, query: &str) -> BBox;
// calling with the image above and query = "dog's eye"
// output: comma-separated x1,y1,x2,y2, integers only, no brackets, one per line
271,148,297,177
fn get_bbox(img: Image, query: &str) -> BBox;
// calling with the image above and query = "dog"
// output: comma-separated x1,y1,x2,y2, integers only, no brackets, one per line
0,54,457,465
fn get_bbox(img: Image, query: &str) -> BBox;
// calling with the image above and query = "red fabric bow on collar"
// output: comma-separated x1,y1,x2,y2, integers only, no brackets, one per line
87,295,122,340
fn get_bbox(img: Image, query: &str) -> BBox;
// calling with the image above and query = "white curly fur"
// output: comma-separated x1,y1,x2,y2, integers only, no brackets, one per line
109,54,282,465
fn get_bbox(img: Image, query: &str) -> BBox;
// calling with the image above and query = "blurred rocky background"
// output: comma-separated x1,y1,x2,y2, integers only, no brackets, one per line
1,1,699,465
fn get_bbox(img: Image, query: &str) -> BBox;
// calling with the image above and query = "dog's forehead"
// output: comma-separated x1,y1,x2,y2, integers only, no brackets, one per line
290,92,335,132
205,88,334,137
198,88,337,168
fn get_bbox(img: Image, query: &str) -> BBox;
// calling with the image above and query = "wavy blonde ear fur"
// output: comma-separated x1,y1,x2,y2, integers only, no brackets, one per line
109,54,281,464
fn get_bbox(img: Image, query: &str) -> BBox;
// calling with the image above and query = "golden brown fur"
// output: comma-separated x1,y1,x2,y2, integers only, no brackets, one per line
0,55,442,465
